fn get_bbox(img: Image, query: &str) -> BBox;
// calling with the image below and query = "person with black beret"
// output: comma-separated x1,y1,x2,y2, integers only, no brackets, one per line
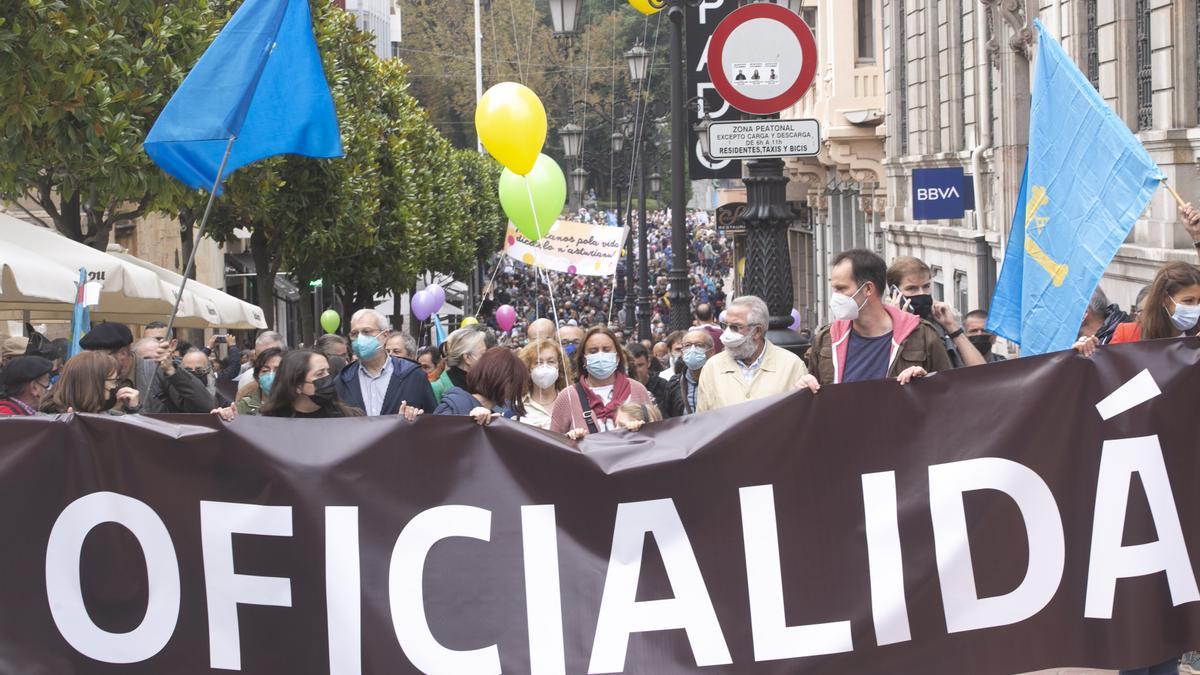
0,355,53,416
80,322,213,414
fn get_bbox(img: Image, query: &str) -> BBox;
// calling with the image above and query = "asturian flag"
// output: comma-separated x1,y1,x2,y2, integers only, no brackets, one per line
145,0,342,191
988,20,1163,355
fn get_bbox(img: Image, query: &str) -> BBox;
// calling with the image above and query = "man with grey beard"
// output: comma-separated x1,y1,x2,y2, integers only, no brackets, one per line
695,295,810,412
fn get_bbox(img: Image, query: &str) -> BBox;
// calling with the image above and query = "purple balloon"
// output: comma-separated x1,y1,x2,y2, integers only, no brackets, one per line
411,290,434,321
495,304,517,332
789,308,801,331
427,283,446,309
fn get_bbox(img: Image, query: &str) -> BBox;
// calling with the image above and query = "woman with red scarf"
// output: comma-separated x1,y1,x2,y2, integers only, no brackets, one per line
550,326,653,436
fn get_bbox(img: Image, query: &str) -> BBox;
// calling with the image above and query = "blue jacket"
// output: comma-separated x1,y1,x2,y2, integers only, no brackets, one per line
433,387,477,416
335,356,437,415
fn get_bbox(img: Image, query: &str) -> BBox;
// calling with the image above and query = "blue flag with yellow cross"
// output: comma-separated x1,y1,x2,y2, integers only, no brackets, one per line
988,19,1163,355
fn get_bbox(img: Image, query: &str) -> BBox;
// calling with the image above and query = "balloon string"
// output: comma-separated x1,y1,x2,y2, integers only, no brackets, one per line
525,179,568,372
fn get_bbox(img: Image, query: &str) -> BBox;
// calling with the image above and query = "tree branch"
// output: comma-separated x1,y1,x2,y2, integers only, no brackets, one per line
105,191,153,228
8,198,53,230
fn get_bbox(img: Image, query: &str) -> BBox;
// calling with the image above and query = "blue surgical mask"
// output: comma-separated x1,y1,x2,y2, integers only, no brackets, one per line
352,334,381,361
564,343,578,356
258,372,275,397
585,352,619,379
682,346,708,371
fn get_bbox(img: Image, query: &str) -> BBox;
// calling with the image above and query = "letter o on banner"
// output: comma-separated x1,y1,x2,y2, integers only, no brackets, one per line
45,492,180,664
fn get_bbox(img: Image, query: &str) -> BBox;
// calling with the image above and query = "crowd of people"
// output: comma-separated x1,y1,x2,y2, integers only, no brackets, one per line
480,208,731,347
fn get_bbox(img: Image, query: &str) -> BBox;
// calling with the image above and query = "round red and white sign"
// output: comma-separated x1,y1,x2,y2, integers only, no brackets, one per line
707,3,818,115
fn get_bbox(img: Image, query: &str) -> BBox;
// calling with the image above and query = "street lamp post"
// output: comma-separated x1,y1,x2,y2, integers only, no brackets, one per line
626,42,656,342
547,0,582,39
558,122,584,211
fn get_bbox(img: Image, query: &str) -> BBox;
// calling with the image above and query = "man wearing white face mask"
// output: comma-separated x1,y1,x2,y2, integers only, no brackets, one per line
806,250,951,388
695,295,810,412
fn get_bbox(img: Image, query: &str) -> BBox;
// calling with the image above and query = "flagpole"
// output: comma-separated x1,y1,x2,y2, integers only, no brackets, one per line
1162,178,1188,209
474,0,483,154
166,135,236,335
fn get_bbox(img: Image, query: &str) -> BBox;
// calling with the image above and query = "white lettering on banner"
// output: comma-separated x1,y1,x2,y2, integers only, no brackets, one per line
326,507,362,675
588,499,732,674
739,485,854,661
929,458,1066,633
916,187,962,201
1084,435,1200,618
521,505,566,675
45,492,180,664
389,505,499,675
200,501,294,671
861,472,913,645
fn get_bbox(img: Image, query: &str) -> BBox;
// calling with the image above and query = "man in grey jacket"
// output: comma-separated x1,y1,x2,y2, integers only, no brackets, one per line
81,323,213,414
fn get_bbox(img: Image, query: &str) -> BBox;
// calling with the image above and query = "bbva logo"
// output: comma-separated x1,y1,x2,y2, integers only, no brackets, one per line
916,187,961,201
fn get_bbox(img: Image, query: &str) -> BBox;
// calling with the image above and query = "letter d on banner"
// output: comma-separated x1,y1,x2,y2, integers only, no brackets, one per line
929,458,1065,633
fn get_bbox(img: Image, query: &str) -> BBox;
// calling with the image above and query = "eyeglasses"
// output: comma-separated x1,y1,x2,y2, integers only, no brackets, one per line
560,339,582,347
348,328,383,339
720,322,752,334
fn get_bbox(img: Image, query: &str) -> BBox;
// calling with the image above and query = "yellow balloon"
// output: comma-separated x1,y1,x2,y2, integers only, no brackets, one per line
475,82,546,175
460,316,479,328
628,0,663,15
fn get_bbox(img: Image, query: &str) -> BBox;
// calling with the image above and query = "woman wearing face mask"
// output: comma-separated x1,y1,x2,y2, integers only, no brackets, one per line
549,326,652,435
1075,262,1200,356
233,347,284,416
40,351,139,414
516,338,567,430
441,328,488,393
259,350,362,418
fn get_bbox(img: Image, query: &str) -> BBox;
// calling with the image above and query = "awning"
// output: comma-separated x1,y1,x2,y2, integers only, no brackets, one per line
111,253,267,329
0,212,267,328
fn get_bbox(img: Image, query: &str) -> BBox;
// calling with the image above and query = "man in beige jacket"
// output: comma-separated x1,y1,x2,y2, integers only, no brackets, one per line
696,295,813,412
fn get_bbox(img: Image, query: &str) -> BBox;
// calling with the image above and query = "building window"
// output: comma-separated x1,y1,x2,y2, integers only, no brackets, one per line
801,7,818,49
954,270,968,316
958,2,968,150
1086,0,1099,89
896,0,909,155
857,0,875,62
1135,0,1152,130
932,266,945,302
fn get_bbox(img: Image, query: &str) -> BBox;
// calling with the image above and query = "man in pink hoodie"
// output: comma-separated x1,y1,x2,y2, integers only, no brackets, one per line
804,249,951,388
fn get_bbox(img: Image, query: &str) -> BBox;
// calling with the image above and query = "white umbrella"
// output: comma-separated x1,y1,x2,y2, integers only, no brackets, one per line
111,253,267,329
0,213,265,328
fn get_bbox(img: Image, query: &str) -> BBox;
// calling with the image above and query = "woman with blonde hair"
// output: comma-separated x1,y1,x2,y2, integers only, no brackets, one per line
516,338,567,430
440,328,488,393
40,351,139,414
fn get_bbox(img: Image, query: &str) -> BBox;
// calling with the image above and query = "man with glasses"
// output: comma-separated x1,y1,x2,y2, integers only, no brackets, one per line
334,309,435,416
695,295,810,412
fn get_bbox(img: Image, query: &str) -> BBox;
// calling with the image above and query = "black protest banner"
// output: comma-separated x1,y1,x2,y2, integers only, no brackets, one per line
2,340,1200,674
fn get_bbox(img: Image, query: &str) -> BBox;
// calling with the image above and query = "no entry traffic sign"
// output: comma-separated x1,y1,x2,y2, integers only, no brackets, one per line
708,3,818,115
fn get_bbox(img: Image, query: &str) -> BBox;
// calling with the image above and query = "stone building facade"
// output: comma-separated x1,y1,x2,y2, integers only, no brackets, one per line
879,0,1200,338
779,0,888,330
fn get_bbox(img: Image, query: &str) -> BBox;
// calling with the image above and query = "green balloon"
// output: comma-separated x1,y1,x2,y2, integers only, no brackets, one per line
320,309,340,334
498,153,566,243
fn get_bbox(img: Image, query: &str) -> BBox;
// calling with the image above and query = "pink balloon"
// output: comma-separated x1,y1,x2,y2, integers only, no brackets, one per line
495,304,517,332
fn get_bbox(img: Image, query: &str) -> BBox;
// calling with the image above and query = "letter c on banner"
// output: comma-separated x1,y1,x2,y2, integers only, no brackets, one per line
45,492,180,664
389,505,499,675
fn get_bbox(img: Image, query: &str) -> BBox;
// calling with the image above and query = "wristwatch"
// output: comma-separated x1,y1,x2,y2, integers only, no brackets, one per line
947,328,965,340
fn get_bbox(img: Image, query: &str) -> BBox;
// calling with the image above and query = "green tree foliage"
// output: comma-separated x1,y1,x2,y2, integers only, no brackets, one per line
0,0,211,249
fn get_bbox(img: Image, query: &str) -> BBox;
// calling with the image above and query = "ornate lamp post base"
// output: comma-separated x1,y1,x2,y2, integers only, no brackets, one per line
740,157,806,356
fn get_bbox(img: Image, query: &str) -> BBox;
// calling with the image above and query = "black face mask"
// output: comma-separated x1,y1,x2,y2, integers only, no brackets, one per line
967,334,994,357
105,388,119,410
186,368,211,381
308,376,338,407
904,294,934,320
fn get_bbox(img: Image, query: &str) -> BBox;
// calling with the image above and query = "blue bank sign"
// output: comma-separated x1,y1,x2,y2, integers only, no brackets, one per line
912,167,975,220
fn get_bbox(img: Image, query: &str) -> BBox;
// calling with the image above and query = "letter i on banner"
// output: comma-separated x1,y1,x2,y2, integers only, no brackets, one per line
327,507,362,675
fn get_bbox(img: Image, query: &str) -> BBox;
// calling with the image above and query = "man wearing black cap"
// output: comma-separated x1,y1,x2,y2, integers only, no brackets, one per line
0,355,53,416
80,322,213,413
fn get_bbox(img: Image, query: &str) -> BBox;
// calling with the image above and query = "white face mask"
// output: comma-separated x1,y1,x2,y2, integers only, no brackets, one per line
1169,298,1200,331
830,284,867,322
720,327,748,349
530,364,559,390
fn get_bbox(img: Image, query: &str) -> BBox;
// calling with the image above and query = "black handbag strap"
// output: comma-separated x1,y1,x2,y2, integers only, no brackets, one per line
574,382,600,434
